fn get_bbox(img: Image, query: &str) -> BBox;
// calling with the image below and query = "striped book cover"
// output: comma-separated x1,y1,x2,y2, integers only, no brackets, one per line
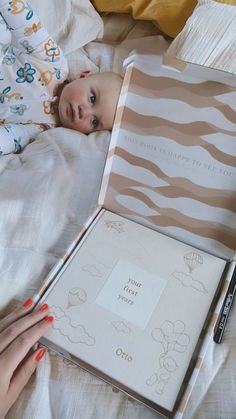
99,52,236,261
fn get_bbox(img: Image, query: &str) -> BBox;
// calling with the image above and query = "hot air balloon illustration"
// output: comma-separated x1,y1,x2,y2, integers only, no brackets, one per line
66,287,87,309
184,252,203,273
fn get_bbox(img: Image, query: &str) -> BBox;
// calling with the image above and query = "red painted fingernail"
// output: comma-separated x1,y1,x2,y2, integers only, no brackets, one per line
35,348,46,362
39,303,49,312
22,298,33,309
44,315,54,323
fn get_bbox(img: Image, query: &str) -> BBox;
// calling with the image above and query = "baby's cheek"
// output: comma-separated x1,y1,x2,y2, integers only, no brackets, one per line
67,88,83,103
74,121,90,134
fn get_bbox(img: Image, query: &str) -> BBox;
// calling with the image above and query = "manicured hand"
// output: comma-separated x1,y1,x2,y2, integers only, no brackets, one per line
0,299,54,419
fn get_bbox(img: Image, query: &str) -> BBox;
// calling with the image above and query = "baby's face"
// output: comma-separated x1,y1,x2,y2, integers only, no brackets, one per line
58,71,122,134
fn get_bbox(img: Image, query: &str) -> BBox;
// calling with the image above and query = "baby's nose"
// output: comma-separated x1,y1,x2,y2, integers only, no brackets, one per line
79,104,91,119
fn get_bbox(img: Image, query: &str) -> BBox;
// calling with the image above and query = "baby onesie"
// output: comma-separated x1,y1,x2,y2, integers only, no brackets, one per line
0,0,68,155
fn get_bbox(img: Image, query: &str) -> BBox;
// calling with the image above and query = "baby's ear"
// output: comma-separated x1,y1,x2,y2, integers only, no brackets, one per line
76,70,93,79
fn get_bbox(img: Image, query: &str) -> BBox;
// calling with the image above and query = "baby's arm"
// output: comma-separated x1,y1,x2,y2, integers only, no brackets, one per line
0,0,64,63
0,9,11,58
0,123,44,155
0,0,47,52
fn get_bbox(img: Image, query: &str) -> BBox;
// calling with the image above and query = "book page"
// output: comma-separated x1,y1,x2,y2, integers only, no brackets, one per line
100,53,236,260
42,210,226,413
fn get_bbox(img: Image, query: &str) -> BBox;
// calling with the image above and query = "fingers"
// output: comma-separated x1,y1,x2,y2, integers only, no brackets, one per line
0,315,54,380
0,300,53,419
0,302,50,353
6,347,47,415
0,298,34,334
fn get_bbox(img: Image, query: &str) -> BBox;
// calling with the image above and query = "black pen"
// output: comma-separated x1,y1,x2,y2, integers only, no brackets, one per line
214,266,236,344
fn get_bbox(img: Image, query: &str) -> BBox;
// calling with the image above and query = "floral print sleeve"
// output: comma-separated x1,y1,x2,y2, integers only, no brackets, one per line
0,0,61,62
0,122,44,155
0,0,68,155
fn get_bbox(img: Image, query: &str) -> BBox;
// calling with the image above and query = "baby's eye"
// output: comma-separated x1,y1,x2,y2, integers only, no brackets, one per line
90,91,96,104
91,115,98,129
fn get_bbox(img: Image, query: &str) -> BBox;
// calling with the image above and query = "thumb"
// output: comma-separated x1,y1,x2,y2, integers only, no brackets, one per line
7,348,47,406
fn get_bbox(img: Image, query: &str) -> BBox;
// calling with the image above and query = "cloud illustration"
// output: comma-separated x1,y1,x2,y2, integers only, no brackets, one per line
81,264,102,277
50,305,95,346
172,271,208,293
111,321,131,334
50,305,65,319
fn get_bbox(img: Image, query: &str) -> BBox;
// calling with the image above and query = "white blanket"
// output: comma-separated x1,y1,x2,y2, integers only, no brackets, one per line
0,128,110,307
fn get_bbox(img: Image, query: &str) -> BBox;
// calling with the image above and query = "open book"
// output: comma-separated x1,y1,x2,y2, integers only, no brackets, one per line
37,49,236,418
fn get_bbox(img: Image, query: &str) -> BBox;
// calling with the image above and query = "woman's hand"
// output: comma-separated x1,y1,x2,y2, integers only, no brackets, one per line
0,298,54,419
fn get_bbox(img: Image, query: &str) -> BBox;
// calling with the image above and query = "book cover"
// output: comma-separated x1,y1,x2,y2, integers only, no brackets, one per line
100,52,236,261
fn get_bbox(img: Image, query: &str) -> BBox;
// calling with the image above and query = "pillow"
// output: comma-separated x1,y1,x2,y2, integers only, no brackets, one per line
29,0,104,54
166,0,236,74
92,0,236,38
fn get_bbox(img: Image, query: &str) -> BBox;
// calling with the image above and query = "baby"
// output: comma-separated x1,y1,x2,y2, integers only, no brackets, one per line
0,0,122,155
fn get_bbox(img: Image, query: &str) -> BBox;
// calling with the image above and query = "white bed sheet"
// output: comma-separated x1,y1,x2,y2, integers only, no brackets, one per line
1,1,236,418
